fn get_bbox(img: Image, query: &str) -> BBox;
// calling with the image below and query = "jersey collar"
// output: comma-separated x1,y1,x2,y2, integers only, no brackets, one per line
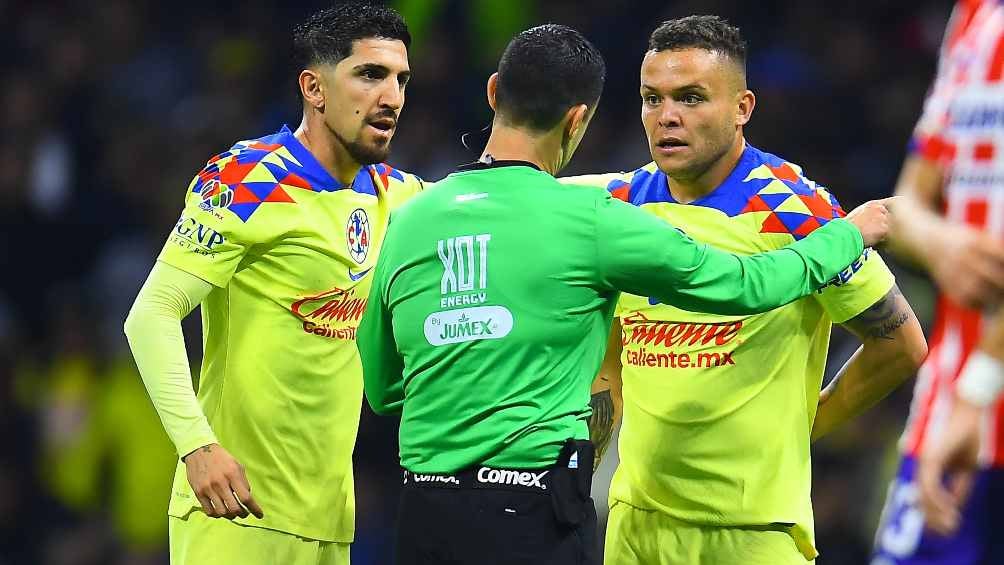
278,125,378,195
455,159,542,172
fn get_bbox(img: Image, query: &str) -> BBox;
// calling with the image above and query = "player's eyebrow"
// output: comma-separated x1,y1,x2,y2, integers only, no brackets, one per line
641,82,710,92
353,63,411,84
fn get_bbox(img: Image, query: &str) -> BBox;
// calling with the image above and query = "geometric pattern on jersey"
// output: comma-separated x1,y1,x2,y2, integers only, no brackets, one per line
606,145,847,239
191,125,411,222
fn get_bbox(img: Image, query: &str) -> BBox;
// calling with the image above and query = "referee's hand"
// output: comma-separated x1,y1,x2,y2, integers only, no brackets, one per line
845,197,896,248
183,443,265,520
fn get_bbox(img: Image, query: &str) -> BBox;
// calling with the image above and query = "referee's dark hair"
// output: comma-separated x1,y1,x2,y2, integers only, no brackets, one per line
292,2,411,72
495,24,606,132
649,15,747,75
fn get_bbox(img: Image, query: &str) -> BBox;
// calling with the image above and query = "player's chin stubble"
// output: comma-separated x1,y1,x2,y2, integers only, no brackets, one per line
333,126,392,166
347,138,391,165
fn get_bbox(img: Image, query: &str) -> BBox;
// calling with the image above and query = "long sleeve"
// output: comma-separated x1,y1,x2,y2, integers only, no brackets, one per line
124,260,217,457
357,256,407,415
595,194,864,315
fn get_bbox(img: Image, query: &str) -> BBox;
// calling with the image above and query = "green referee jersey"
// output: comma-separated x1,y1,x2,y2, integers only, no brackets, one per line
357,161,864,473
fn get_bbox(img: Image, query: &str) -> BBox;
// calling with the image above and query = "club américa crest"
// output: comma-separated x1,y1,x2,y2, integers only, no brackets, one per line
346,208,371,264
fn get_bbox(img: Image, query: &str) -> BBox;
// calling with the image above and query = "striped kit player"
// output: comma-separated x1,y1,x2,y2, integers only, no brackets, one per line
873,1,1004,563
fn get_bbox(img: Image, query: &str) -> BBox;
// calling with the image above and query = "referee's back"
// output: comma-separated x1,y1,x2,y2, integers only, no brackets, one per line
361,160,864,473
354,22,870,565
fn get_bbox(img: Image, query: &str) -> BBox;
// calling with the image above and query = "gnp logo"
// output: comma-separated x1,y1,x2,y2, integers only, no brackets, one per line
290,287,368,340
621,312,743,369
172,215,226,255
346,208,371,264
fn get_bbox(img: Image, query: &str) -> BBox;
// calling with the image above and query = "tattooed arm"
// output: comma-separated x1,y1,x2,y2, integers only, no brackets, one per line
589,318,624,470
811,285,928,441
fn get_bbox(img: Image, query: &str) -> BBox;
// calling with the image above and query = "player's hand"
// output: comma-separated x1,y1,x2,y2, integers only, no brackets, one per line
183,443,264,520
916,396,982,535
845,197,896,248
927,223,1004,309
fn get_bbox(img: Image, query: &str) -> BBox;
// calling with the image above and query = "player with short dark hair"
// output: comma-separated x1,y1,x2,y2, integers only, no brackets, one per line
123,3,422,564
357,23,892,565
565,14,927,564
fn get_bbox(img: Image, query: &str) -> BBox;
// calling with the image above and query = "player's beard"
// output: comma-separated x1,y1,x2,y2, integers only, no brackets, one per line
333,128,392,166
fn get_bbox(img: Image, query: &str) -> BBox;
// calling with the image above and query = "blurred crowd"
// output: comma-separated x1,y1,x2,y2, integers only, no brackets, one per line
1,0,951,563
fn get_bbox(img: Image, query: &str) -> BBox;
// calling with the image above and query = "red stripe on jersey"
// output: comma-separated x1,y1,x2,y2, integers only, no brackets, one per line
993,400,1004,466
919,135,958,163
907,298,984,456
906,301,950,454
987,32,1004,82
965,198,989,226
974,142,996,161
947,0,985,51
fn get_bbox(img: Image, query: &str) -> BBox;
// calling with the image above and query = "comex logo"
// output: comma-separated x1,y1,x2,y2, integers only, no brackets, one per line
346,208,371,264
406,472,460,486
476,468,548,490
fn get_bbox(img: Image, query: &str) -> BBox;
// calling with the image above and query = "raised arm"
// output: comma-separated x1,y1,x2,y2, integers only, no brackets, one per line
595,194,890,316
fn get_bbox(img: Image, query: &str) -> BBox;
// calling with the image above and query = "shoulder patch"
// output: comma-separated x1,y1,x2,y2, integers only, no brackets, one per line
192,139,315,222
739,158,846,239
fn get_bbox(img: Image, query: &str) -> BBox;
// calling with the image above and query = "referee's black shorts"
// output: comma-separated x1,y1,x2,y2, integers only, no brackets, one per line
395,442,599,565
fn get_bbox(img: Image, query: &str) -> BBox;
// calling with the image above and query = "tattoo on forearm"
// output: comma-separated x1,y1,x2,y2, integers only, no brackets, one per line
589,390,615,471
847,286,910,340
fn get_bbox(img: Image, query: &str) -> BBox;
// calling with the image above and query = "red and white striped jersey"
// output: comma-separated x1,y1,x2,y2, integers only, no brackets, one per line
902,0,1004,466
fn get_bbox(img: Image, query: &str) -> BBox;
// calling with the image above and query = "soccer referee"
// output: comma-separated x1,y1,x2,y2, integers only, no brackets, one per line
357,24,890,565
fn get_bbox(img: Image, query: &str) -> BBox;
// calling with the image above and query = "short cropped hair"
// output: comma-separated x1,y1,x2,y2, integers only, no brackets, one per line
495,24,606,132
292,2,411,71
648,15,746,71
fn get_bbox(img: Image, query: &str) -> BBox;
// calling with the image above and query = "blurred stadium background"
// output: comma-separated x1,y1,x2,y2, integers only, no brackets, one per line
1,0,952,563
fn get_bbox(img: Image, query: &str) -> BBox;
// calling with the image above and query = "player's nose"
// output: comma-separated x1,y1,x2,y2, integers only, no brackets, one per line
379,81,404,111
657,104,682,128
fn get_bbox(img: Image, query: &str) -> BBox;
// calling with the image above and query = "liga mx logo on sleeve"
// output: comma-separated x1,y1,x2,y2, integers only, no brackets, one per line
198,179,233,211
346,208,370,264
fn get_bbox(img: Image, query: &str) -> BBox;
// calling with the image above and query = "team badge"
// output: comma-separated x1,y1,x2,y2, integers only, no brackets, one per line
346,208,370,264
198,179,233,211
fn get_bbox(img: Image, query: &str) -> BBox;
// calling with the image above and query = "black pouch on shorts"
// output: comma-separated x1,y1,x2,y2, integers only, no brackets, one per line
549,438,595,527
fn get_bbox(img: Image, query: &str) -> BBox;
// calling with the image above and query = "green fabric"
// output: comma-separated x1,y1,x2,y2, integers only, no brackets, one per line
358,165,863,473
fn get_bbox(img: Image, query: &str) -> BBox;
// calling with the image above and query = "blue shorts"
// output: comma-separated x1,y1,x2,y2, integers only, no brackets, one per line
871,455,1004,565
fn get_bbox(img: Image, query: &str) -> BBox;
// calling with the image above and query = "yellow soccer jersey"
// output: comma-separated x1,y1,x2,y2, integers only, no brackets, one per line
157,126,422,543
566,145,894,559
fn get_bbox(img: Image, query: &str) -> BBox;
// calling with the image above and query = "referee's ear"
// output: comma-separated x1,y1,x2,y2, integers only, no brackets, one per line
563,103,590,143
486,72,499,112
